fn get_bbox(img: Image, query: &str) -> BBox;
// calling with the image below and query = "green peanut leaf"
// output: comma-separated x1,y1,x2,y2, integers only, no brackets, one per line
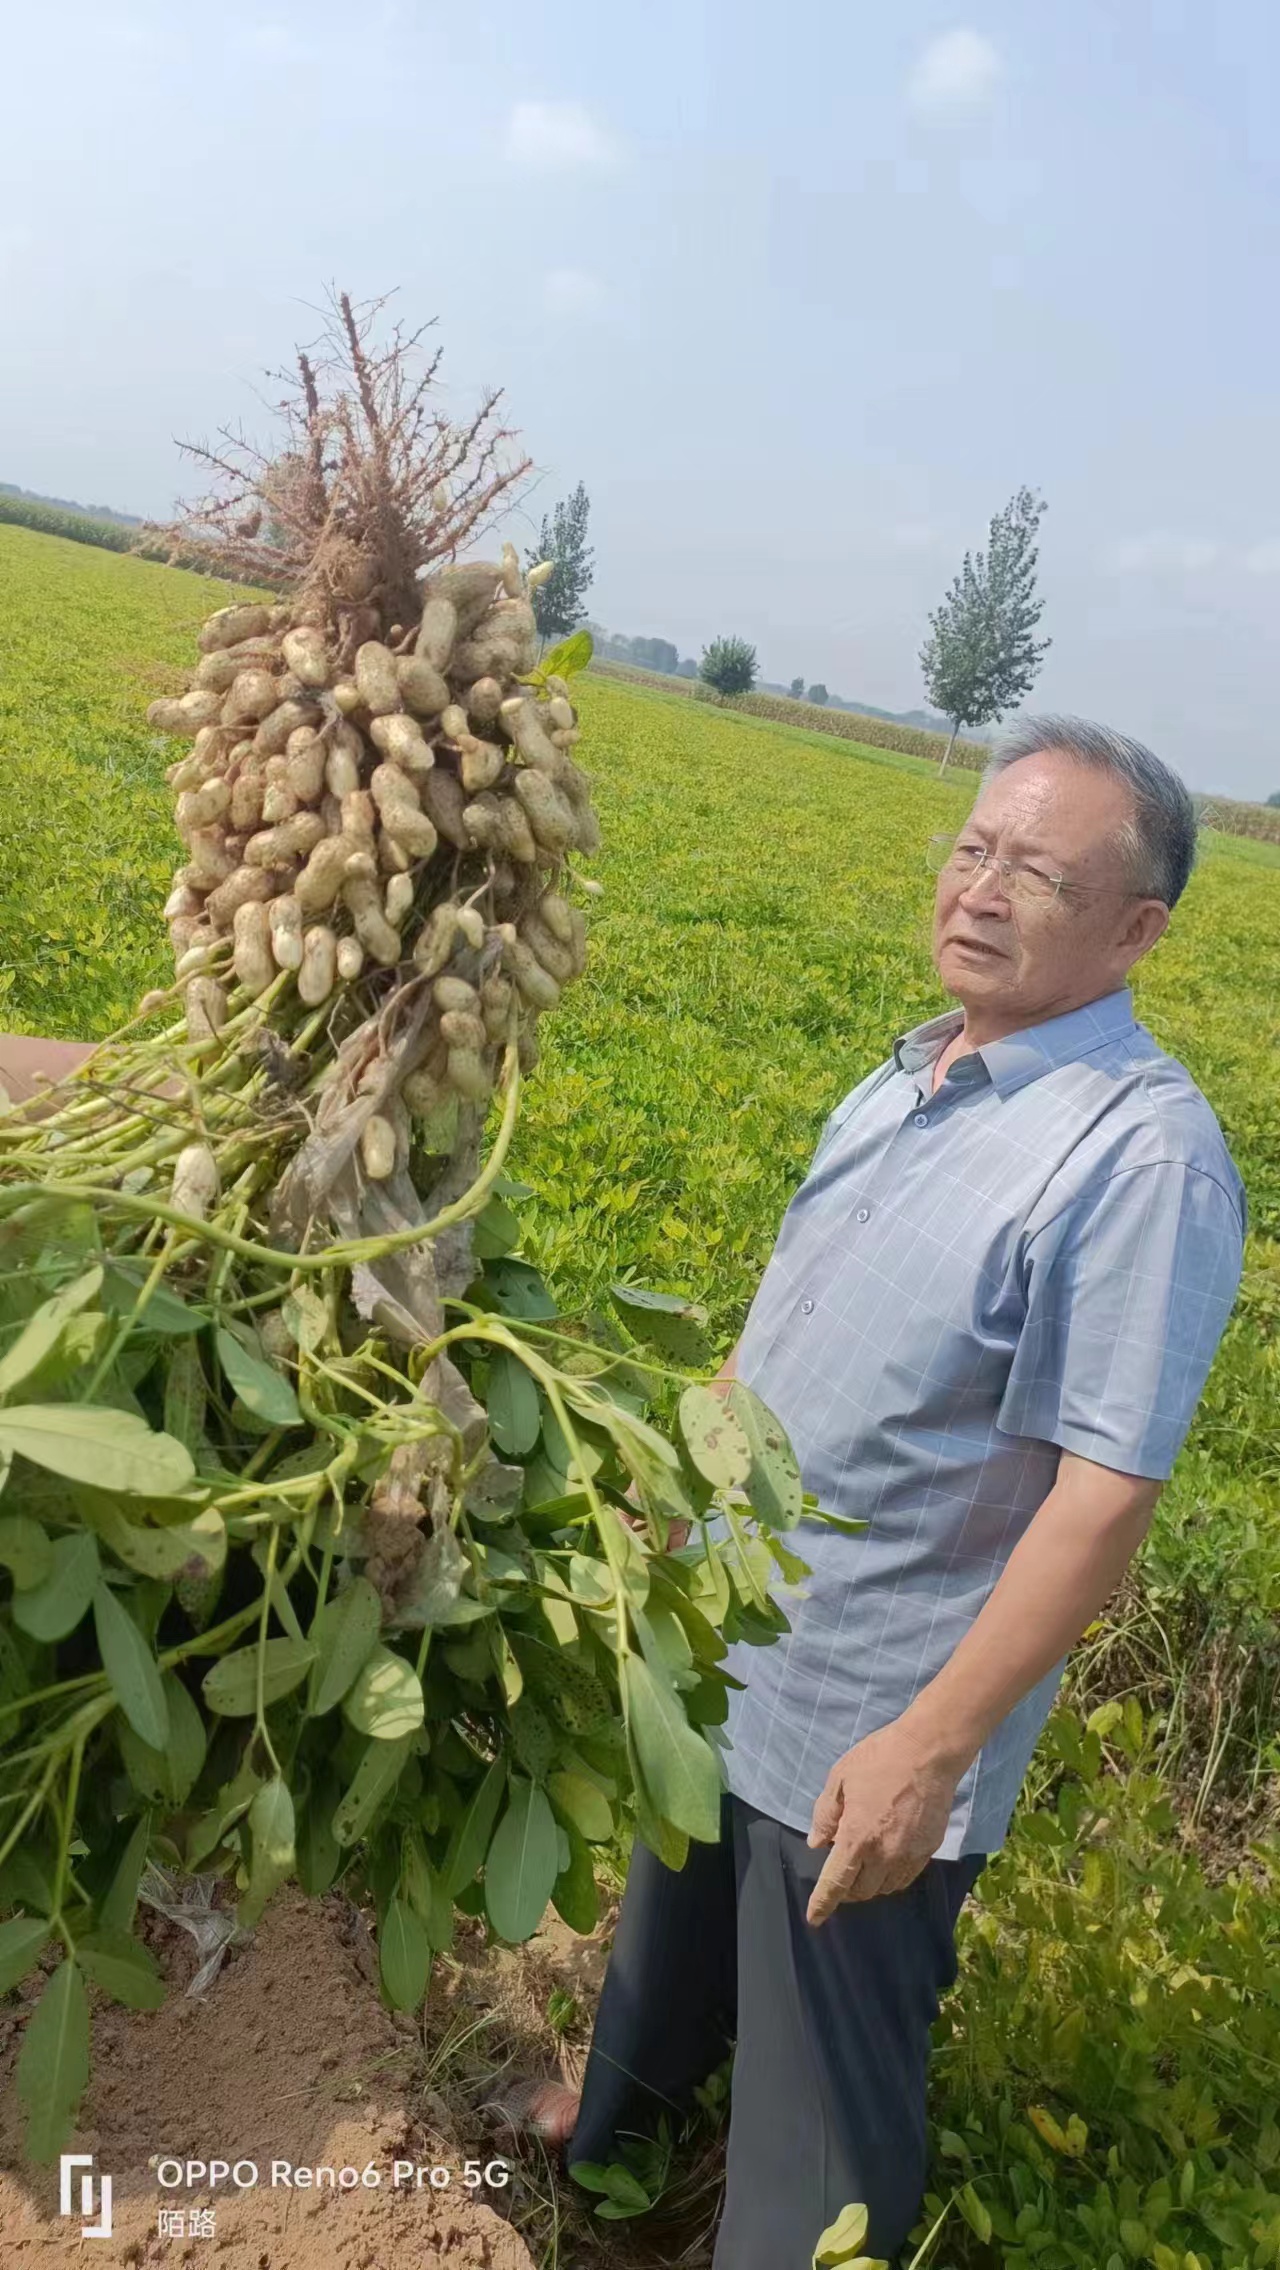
11,1532,99,1642
215,1327,302,1428
94,1580,169,1750
442,1756,508,1896
74,1929,167,2011
539,629,593,680
331,1733,414,1848
609,1282,712,1366
118,1675,207,1806
202,1636,316,1716
296,1770,344,1896
486,1348,542,1456
281,1284,329,1353
678,1383,752,1492
548,1770,614,1844
621,1652,722,1844
0,1913,53,1996
379,1893,432,2013
79,1495,225,1583
484,1258,557,1320
812,2200,873,2265
238,1776,296,1928
551,1820,600,1934
342,1645,425,1740
0,1404,195,1495
162,1338,208,1456
16,1957,89,2165
484,1777,560,1943
472,1196,522,1260
0,1513,53,1591
98,1814,153,1937
0,1265,104,1400
727,1379,805,1530
306,1576,382,1716
100,1263,204,1336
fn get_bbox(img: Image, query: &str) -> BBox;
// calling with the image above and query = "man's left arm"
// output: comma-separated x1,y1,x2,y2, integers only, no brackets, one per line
805,1455,1158,1920
807,1156,1246,1924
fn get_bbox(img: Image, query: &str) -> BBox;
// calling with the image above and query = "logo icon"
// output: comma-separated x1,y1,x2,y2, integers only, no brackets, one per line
59,2153,113,2238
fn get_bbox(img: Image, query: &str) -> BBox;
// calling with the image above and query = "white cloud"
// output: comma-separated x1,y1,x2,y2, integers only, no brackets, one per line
1243,539,1280,575
543,267,604,314
907,29,1003,115
1102,533,1221,576
506,100,617,171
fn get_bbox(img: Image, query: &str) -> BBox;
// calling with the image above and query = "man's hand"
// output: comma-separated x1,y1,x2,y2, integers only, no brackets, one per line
805,1720,961,1924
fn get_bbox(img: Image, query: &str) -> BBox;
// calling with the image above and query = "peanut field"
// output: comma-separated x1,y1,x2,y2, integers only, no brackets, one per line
2,519,1279,2268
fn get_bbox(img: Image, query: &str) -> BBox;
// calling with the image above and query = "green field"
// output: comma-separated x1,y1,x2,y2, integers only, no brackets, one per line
3,522,1279,2266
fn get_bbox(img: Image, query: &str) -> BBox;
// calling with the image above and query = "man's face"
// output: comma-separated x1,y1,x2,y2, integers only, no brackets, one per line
931,749,1166,1018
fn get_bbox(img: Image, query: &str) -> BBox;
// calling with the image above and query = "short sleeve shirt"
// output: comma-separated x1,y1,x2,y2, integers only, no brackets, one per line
721,986,1247,1856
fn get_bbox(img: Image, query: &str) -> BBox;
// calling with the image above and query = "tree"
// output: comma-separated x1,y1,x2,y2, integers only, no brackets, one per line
631,635,679,675
808,682,829,706
676,656,698,679
1267,790,1280,808
526,480,593,640
919,486,1050,772
700,636,757,699
789,676,805,699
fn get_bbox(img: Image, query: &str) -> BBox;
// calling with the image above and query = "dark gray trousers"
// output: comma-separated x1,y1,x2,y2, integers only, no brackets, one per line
570,1794,983,2268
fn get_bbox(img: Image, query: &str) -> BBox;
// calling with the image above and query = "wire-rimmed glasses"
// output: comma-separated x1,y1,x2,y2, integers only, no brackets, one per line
925,834,1067,905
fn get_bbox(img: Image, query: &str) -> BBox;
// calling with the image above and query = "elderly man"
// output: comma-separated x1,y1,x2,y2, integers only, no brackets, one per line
517,716,1246,2266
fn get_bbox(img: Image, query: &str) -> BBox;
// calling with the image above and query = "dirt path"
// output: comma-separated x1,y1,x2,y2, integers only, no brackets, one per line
0,1889,536,2270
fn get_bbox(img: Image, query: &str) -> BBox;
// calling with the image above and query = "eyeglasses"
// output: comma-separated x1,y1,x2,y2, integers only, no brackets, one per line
924,833,1123,907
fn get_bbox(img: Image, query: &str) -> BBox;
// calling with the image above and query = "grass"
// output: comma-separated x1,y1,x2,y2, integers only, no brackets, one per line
2,525,1279,2269
0,524,250,1034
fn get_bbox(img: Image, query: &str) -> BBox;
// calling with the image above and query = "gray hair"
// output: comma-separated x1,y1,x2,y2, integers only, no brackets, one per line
978,714,1198,908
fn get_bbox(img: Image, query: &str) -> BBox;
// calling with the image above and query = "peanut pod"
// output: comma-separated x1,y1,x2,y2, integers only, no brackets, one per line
396,654,450,717
197,604,272,655
505,937,561,1011
370,765,438,858
342,874,402,967
360,1115,396,1180
419,766,471,850
268,895,305,971
232,901,275,997
204,864,274,931
254,698,322,757
184,975,228,1045
297,925,338,1006
171,1143,220,1217
371,712,434,775
412,904,459,976
281,627,332,687
175,778,232,837
446,1045,492,1102
222,669,280,729
354,641,403,717
245,812,327,869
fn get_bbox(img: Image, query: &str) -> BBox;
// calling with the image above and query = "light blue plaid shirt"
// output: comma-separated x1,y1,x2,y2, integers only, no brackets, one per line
722,986,1247,1857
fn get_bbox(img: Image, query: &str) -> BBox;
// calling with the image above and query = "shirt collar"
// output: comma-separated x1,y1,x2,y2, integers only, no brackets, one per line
892,986,1137,1099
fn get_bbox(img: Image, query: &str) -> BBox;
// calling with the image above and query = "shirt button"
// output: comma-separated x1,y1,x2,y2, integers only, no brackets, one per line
913,1112,929,1128
856,1207,870,1223
800,1298,815,1315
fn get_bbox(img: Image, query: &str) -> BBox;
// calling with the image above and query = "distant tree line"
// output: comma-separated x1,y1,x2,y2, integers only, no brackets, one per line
0,481,140,526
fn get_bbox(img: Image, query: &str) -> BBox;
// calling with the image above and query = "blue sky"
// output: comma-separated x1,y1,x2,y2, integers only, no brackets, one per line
3,1,1278,797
